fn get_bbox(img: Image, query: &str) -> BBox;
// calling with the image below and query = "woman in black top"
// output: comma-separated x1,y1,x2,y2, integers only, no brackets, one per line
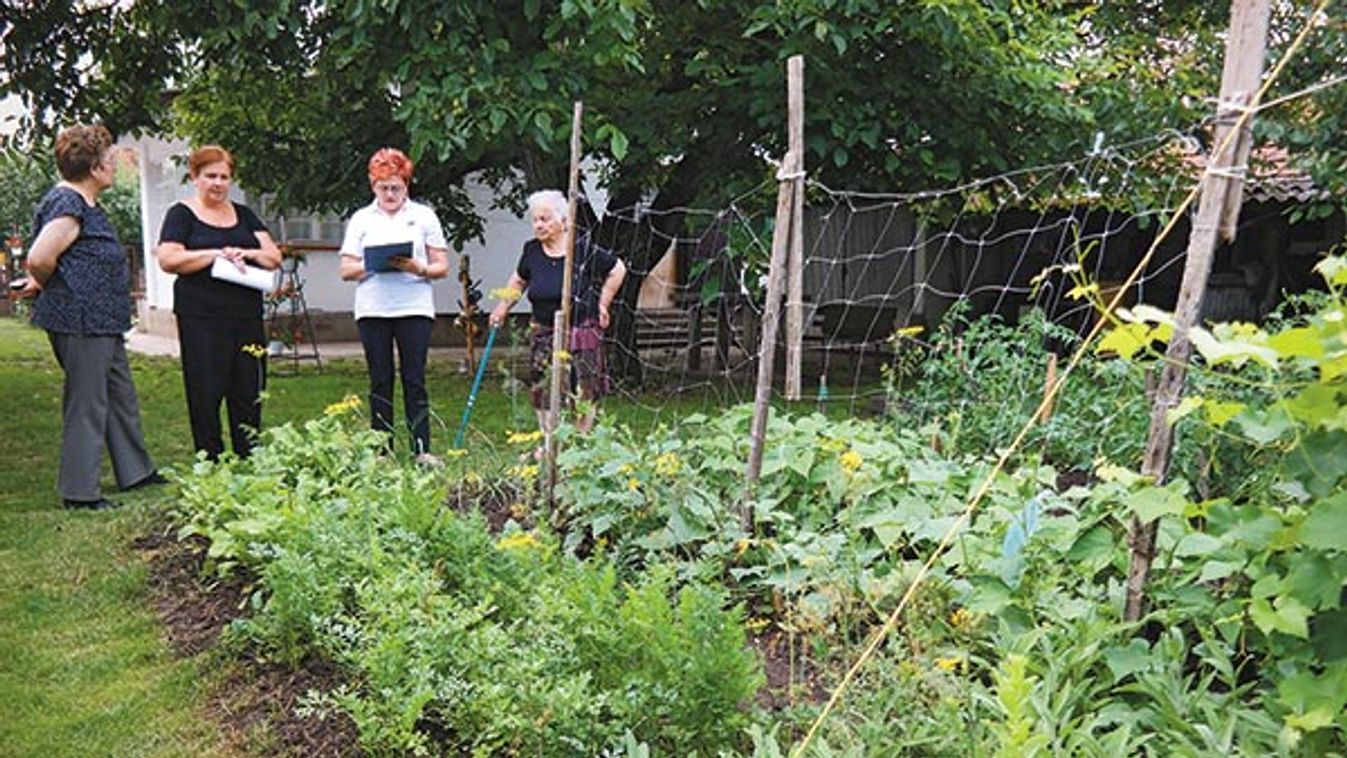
489,189,626,436
20,124,160,509
155,145,281,459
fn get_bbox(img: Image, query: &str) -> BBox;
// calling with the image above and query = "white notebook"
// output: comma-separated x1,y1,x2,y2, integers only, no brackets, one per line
210,257,276,292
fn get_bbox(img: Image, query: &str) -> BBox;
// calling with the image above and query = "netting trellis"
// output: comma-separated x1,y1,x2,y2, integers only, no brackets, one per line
564,128,1317,444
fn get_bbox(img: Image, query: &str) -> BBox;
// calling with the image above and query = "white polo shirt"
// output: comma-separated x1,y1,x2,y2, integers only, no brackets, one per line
339,199,447,320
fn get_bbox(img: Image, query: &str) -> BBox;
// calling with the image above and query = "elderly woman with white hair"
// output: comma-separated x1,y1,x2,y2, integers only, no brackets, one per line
489,189,626,436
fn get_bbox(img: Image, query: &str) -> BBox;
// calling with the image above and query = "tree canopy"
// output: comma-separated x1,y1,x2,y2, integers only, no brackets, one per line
2,1,1341,231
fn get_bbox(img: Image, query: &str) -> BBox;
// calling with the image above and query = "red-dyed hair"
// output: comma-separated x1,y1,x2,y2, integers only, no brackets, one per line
188,145,235,177
368,148,413,184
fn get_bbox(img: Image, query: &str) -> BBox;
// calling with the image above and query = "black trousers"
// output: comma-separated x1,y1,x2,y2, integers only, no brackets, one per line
176,315,265,460
357,316,433,455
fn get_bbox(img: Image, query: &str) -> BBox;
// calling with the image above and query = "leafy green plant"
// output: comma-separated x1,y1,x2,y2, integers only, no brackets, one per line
887,304,1153,472
173,402,762,756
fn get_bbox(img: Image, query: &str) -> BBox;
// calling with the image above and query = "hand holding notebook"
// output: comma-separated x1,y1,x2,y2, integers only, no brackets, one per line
364,241,414,273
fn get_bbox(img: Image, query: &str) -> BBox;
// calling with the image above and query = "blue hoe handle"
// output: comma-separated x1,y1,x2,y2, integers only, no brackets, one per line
453,325,499,449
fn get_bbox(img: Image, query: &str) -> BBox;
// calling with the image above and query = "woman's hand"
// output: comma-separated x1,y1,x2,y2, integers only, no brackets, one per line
219,245,248,273
8,277,40,300
597,259,626,330
489,301,510,329
388,255,428,277
338,254,369,282
489,272,527,328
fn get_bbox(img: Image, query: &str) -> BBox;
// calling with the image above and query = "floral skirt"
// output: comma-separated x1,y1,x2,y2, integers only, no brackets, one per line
527,321,611,410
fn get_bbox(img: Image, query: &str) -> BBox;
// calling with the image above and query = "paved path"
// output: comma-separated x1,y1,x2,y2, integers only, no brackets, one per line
125,330,491,364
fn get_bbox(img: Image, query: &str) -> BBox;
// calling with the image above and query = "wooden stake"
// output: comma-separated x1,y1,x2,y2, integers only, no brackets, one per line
745,150,799,503
560,101,584,343
459,254,477,374
544,102,583,502
784,55,806,400
545,310,565,510
1124,0,1271,622
545,101,583,509
1039,353,1057,425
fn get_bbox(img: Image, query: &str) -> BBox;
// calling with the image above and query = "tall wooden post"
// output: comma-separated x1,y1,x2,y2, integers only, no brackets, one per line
559,101,584,342
784,56,806,400
744,151,799,496
458,254,478,374
1124,0,1271,622
544,311,565,508
545,101,584,508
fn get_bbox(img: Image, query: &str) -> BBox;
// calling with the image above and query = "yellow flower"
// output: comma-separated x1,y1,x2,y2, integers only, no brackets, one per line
819,435,847,453
653,452,682,478
554,349,571,363
441,448,467,460
497,532,541,551
618,463,635,475
507,464,539,482
950,607,978,631
323,394,363,416
491,286,523,302
745,617,771,633
626,477,641,492
506,429,545,446
463,471,483,486
893,325,924,338
734,538,752,558
240,343,267,358
840,449,863,473
934,655,964,672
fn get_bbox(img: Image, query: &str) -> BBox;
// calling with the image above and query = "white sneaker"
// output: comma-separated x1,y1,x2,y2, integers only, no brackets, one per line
414,452,444,467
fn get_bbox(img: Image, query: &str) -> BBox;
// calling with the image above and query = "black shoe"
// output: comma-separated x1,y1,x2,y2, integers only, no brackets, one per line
63,497,123,511
121,471,168,492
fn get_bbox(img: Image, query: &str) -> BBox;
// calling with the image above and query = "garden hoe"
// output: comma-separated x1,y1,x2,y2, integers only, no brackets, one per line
452,325,498,449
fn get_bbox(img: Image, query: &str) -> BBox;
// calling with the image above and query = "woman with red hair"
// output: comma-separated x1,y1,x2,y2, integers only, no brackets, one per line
339,147,450,463
156,145,282,460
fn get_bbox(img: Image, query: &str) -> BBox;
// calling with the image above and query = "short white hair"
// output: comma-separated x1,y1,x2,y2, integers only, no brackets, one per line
526,189,569,228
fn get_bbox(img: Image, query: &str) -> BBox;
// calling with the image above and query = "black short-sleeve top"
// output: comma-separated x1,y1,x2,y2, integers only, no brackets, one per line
30,185,133,336
158,201,270,318
516,235,619,327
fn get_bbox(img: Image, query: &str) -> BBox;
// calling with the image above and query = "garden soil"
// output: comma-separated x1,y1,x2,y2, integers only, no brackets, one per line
135,497,826,755
133,524,360,757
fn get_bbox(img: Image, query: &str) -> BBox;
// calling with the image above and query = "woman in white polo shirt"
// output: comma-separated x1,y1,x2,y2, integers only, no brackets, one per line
339,148,449,463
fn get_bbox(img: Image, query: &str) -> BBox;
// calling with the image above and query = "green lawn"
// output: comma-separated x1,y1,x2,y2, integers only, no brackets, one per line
0,319,502,757
0,316,764,757
0,320,226,758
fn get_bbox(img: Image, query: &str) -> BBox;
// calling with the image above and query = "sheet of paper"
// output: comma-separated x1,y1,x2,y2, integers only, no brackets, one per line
210,257,277,292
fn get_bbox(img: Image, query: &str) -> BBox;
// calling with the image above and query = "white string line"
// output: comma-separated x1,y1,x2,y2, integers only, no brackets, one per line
1221,72,1347,114
810,131,1188,203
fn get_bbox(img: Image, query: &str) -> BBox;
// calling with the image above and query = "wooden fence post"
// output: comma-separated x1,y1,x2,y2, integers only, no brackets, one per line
744,152,799,500
784,56,806,400
1124,0,1271,622
545,101,584,511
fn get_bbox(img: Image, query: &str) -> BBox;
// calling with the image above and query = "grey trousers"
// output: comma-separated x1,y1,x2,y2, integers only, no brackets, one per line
48,332,156,501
